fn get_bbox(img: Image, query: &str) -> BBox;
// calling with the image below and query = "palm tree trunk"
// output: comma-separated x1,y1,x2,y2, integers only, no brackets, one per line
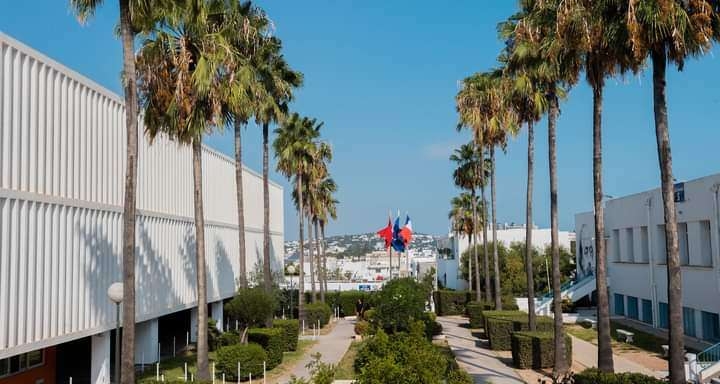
652,48,684,384
491,148,501,310
548,85,567,374
308,216,316,302
297,175,306,321
235,119,247,288
592,81,614,373
192,139,210,381
118,2,137,382
471,186,480,301
482,173,491,304
315,220,324,302
262,123,271,293
467,233,473,287
321,222,328,295
525,121,536,330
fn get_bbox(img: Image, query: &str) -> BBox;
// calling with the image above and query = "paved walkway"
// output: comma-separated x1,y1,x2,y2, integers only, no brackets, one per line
438,316,525,384
571,335,666,379
273,318,355,383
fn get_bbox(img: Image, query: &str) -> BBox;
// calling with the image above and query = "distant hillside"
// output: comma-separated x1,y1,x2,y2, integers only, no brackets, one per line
284,232,440,260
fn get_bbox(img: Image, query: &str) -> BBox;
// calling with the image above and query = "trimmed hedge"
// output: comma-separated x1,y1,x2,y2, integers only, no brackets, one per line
510,331,572,369
335,290,370,317
273,319,299,352
247,328,284,369
433,290,472,316
215,343,267,381
305,302,332,327
486,313,553,350
466,301,490,328
218,331,240,347
573,368,665,384
480,310,527,332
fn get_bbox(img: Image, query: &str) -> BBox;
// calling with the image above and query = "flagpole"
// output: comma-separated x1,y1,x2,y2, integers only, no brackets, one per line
388,210,392,280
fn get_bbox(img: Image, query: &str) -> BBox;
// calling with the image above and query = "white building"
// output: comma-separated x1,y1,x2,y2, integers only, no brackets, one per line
575,173,720,344
0,33,284,383
437,225,573,290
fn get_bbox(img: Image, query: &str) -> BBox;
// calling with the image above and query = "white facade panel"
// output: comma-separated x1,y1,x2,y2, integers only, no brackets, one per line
0,33,284,358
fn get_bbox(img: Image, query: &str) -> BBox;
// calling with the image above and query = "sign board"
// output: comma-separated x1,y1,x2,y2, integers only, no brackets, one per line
358,284,371,292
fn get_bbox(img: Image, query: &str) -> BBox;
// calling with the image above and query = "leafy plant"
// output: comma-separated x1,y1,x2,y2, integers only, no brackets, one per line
215,343,267,381
225,287,277,331
374,278,428,333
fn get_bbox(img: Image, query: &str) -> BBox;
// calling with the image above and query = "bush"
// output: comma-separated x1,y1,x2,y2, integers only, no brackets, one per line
208,319,222,351
433,290,472,316
466,301,488,329
510,331,572,369
305,302,332,328
273,319,299,352
573,368,665,384
215,343,267,381
420,312,442,338
480,310,526,332
485,313,553,350
247,328,284,369
374,278,429,333
446,369,473,384
335,291,370,317
225,287,277,329
218,331,240,347
355,320,370,336
363,308,376,322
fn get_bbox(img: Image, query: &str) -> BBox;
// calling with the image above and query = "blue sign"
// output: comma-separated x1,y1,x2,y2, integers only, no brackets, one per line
358,284,371,292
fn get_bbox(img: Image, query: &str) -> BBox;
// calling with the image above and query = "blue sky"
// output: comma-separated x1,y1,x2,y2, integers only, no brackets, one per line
3,1,720,240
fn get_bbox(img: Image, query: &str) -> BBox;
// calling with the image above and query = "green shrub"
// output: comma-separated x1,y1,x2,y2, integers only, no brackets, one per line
433,290,472,316
420,312,442,338
218,330,240,347
480,310,526,332
446,369,473,384
247,328,284,369
573,368,665,384
355,320,370,336
363,308,376,322
273,319,299,352
510,331,572,369
225,287,277,329
207,319,222,351
335,291,370,317
375,278,429,333
466,301,487,329
485,313,553,350
305,302,332,328
215,343,267,381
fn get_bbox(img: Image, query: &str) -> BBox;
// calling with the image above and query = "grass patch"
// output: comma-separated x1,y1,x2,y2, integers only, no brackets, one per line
566,321,691,355
335,341,362,380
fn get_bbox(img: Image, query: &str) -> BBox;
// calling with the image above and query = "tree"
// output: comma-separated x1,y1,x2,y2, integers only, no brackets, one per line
255,37,303,295
69,1,157,382
449,193,485,292
449,143,483,301
225,287,277,340
317,178,339,298
625,2,718,382
135,1,239,378
275,113,322,321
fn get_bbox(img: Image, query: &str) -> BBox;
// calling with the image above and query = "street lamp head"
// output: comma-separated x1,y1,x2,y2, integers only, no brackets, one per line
287,264,296,275
107,282,124,304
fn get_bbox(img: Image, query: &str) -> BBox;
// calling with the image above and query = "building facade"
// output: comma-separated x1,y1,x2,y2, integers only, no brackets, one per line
575,173,720,344
0,33,284,383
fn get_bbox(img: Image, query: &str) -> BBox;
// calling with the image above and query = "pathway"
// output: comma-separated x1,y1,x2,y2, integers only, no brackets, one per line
438,316,525,384
570,335,666,379
273,318,355,383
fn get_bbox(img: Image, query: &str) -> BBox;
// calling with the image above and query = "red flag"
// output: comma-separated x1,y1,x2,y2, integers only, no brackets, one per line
376,217,393,248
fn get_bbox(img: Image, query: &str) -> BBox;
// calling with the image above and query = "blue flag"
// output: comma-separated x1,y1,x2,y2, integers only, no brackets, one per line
391,216,405,252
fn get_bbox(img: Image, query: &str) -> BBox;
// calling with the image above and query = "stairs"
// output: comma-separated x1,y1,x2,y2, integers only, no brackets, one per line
694,342,720,383
535,275,596,315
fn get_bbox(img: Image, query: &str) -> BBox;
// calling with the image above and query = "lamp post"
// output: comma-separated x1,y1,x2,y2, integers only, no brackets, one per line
287,265,296,319
107,282,123,384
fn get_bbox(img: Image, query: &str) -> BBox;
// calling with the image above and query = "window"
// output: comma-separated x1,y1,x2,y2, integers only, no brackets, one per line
642,299,653,324
627,296,639,320
700,221,713,267
640,226,649,263
614,293,625,316
659,302,669,328
702,311,720,342
0,350,44,379
613,229,621,262
657,225,667,265
684,307,696,337
625,228,634,262
679,223,690,265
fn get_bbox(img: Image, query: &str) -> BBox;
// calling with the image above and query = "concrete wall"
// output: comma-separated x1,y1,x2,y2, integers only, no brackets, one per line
0,33,284,359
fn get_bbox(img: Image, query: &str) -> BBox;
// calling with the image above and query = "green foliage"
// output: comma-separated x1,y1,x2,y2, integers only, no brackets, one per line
466,301,489,328
354,320,370,336
215,343,267,381
273,319,299,352
485,313,553,350
363,309,376,322
247,327,284,369
332,290,371,317
419,312,442,338
374,278,429,333
446,369,474,384
207,319,222,351
433,290,472,316
573,368,665,384
510,331,572,369
225,287,277,329
218,330,240,347
305,302,332,327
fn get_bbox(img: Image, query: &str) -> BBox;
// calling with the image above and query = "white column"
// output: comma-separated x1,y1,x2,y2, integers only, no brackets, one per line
190,307,198,343
91,331,111,384
134,318,159,364
211,301,224,332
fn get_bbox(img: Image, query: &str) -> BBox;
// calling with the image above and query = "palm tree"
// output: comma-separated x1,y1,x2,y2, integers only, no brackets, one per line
135,1,238,378
69,2,157,382
317,177,339,297
255,38,303,294
625,2,717,381
449,143,483,300
275,113,322,320
449,193,484,285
